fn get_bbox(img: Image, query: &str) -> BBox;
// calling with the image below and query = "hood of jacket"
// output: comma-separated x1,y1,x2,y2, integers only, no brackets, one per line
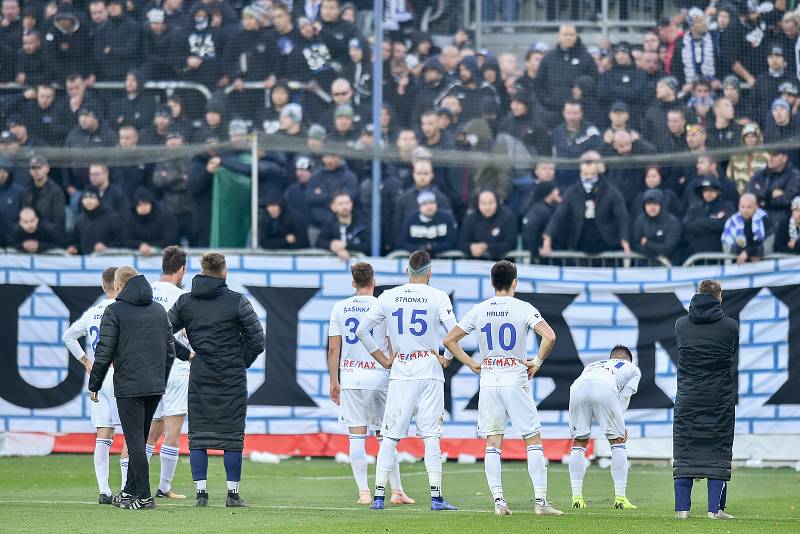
642,188,666,219
688,293,725,324
117,274,154,306
191,274,228,300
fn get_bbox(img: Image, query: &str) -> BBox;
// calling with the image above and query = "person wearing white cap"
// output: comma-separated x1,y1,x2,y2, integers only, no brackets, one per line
398,190,458,256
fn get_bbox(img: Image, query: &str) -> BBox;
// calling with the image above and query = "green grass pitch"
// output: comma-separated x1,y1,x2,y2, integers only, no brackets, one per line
0,455,798,533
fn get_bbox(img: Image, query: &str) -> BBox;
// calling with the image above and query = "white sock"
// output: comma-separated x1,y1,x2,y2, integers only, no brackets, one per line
389,455,403,493
94,438,113,495
195,479,207,492
569,447,587,497
158,445,180,494
423,437,442,498
145,444,154,463
374,438,398,498
119,457,129,491
527,444,547,503
227,481,240,492
484,447,503,500
349,434,369,492
611,444,628,497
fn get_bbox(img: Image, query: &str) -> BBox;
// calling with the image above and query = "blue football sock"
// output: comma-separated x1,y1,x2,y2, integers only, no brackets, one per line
223,450,243,484
707,479,725,514
190,449,209,483
674,477,693,512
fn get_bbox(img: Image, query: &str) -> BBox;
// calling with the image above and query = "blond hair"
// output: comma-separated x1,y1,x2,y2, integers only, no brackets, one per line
200,252,227,277
114,266,139,290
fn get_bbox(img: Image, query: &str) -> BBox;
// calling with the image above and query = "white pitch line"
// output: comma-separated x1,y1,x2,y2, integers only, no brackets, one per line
300,468,486,480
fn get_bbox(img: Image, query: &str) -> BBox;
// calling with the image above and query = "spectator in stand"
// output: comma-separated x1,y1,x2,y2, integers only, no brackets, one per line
721,76,751,122
727,123,768,195
715,4,755,86
522,180,561,258
65,107,116,148
330,105,359,146
722,193,774,264
685,78,714,125
58,74,103,132
284,156,315,228
630,165,683,218
10,207,61,253
412,59,447,126
552,100,602,162
166,95,192,139
657,16,685,84
222,119,288,193
45,10,92,81
22,155,65,234
123,188,179,255
681,8,717,89
112,70,156,131
258,189,309,250
458,190,517,260
23,84,64,146
152,132,193,244
602,129,655,207
748,150,800,233
225,1,272,117
67,191,121,255
754,46,789,120
306,152,358,229
639,50,662,96
682,176,735,257
645,77,681,143
393,156,453,241
257,83,291,134
87,163,129,217
93,0,141,81
0,157,22,226
317,191,370,259
707,97,741,150
141,9,175,81
140,106,173,146
655,107,687,153
318,0,360,66
784,196,800,253
111,125,149,200
326,78,366,130
399,190,458,256
270,4,304,82
764,99,800,166
187,144,220,247
179,5,227,89
632,189,682,264
16,30,50,87
541,152,631,256
598,41,647,118
193,101,228,143
602,101,641,145
537,25,597,114
437,56,497,124
499,91,551,157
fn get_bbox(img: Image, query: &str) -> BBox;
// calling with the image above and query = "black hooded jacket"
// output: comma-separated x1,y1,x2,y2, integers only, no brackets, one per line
674,293,738,480
70,203,121,254
631,189,682,262
258,195,310,250
168,275,265,450
537,39,598,112
522,182,559,255
123,188,180,249
458,198,518,259
89,275,178,397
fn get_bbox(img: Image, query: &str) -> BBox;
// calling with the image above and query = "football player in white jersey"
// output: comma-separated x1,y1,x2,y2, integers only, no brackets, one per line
327,262,414,506
567,345,641,510
356,250,458,511
444,260,563,516
62,267,119,504
118,246,191,499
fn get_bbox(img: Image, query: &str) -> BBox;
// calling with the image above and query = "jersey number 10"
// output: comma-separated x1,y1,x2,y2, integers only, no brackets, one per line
480,323,517,351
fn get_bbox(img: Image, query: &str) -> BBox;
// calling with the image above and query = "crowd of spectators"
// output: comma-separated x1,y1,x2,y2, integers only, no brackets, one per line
1,0,800,264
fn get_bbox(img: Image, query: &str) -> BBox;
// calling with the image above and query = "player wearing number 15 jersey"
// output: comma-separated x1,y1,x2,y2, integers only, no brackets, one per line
356,250,459,511
61,267,120,505
445,260,562,517
327,262,413,506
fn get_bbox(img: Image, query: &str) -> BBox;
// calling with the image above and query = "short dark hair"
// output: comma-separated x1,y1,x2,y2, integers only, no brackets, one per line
698,279,722,300
101,266,118,292
200,252,226,277
408,250,431,273
610,345,633,361
490,260,517,291
350,262,374,288
162,245,187,275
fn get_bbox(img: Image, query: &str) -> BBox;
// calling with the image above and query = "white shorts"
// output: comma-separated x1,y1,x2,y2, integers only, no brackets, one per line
153,372,189,420
569,379,626,439
91,369,119,428
477,385,541,438
381,379,444,439
340,389,387,430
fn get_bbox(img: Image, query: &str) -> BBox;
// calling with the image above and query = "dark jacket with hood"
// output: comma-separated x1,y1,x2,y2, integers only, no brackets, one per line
522,181,559,255
412,58,447,126
747,162,800,219
631,189,682,262
392,185,452,245
631,186,683,219
537,38,598,112
89,274,179,398
597,51,647,115
682,178,735,255
92,12,141,80
111,70,156,131
673,293,738,481
258,192,310,250
70,200,121,254
168,275,265,450
437,57,498,123
123,188,179,249
316,212,370,255
305,163,359,227
458,193,518,259
44,11,93,78
0,166,23,225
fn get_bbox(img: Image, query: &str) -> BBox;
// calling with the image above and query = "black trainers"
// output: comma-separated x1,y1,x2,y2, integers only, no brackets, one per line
196,491,209,507
226,492,248,508
112,492,132,508
99,493,113,505
123,497,155,510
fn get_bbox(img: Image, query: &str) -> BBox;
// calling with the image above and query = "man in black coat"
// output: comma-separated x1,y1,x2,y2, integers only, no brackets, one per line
167,252,265,508
631,189,682,264
458,190,517,260
123,188,179,255
536,25,597,114
522,181,561,258
674,280,738,520
682,177,735,257
89,267,180,510
258,190,310,250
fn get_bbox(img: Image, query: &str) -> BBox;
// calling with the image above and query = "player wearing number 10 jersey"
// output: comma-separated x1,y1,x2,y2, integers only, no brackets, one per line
356,250,459,511
61,267,120,505
445,260,563,517
327,262,414,506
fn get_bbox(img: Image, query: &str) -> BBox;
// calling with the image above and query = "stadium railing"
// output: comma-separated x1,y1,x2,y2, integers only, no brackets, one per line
0,81,213,102
533,250,671,268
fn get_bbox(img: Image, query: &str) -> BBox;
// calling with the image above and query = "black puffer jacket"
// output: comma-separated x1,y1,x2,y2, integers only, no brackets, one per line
674,294,738,481
123,188,180,249
89,275,178,397
458,198,518,259
168,275,265,451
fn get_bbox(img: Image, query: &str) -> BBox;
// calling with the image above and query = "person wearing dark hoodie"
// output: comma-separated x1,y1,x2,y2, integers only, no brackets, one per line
644,76,681,144
111,70,156,131
316,191,369,259
747,150,800,231
437,56,497,124
411,58,447,127
597,42,647,122
458,190,517,260
66,190,120,255
44,10,92,80
763,99,800,167
630,166,683,218
258,189,310,250
141,8,176,81
399,190,458,256
480,56,510,113
10,206,62,253
317,0,360,65
178,5,226,89
92,0,141,80
0,157,22,227
536,24,597,114
499,90,551,157
631,189,682,264
569,75,604,131
522,181,562,258
305,152,358,228
673,279,738,521
682,176,735,257
187,146,220,247
123,188,179,255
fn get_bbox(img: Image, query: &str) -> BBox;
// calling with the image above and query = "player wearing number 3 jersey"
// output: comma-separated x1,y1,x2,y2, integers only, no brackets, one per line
62,267,120,505
445,260,563,517
356,250,459,511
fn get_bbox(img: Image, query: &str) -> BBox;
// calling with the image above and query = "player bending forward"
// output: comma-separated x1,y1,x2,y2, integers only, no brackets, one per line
568,345,641,510
328,262,414,505
444,260,563,516
356,250,458,511
62,267,120,504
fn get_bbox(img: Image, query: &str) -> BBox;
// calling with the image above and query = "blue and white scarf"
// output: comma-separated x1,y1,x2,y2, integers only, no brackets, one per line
722,208,767,248
682,31,716,82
